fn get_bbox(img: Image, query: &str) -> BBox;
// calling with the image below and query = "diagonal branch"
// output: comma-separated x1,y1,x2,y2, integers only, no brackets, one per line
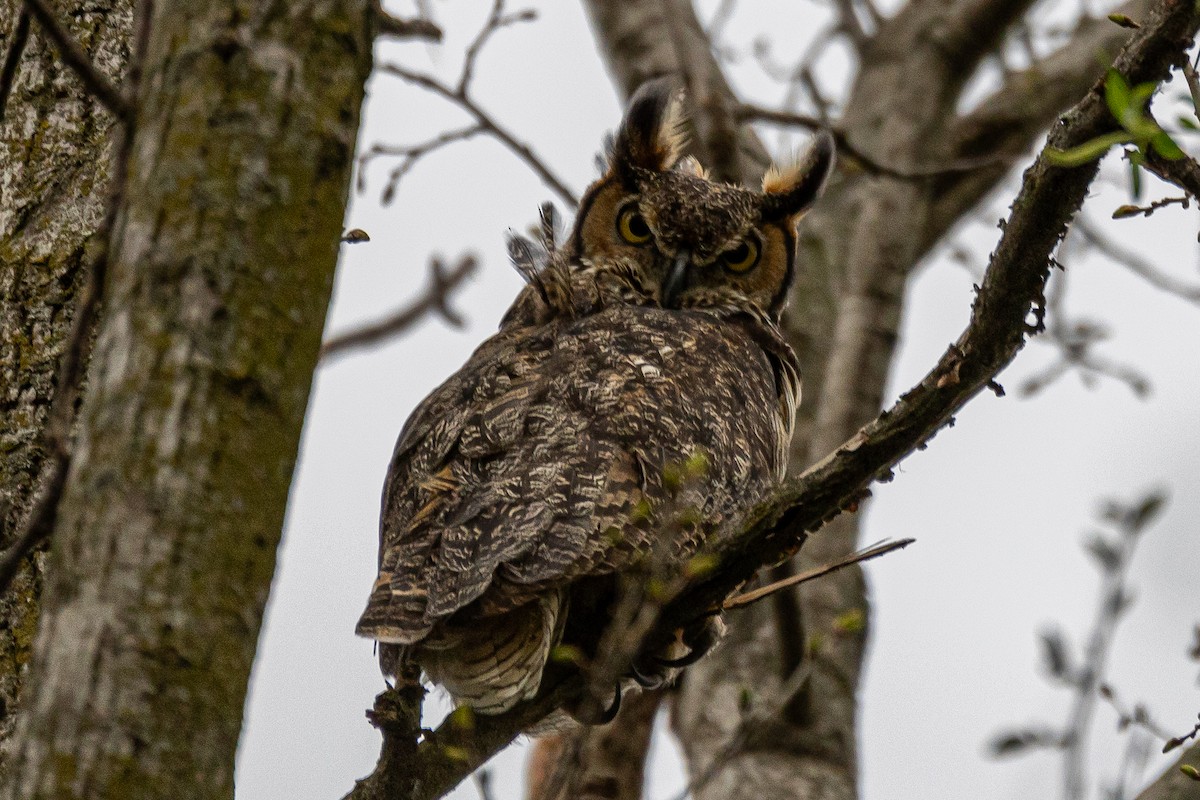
320,256,478,362
0,8,31,122
929,0,1158,246
377,65,577,208
340,4,1199,797
22,0,130,120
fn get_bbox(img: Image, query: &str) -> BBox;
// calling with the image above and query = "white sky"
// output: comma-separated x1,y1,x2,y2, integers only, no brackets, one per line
235,2,1200,799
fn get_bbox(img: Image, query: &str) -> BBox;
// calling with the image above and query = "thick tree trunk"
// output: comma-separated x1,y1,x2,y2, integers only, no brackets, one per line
0,0,131,759
1,2,372,796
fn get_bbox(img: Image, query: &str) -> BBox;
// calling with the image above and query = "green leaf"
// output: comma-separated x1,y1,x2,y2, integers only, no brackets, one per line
1130,158,1143,200
1107,12,1140,28
1129,82,1157,109
1178,115,1200,131
1151,130,1186,160
1044,132,1134,166
1105,69,1132,122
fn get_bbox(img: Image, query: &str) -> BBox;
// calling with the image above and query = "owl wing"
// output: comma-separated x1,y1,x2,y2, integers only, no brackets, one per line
355,306,794,646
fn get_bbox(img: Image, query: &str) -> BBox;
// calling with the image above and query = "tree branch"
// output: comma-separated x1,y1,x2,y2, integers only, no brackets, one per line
0,7,31,122
1134,740,1200,799
319,255,478,362
340,4,1199,796
929,0,1157,246
21,0,130,120
376,65,577,208
373,4,442,41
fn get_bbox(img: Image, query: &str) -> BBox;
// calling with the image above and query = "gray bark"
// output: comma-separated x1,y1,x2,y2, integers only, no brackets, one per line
0,0,131,761
1,1,372,796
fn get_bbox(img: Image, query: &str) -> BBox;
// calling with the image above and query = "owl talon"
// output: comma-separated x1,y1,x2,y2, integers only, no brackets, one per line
595,682,623,723
628,658,669,689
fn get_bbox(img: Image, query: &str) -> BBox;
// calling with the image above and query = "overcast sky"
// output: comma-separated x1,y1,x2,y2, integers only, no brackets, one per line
235,2,1200,799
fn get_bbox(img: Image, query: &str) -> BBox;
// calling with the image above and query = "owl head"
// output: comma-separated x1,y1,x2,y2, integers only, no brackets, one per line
568,79,834,323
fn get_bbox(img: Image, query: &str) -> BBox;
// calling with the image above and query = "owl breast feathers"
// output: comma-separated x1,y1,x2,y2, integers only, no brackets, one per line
356,79,834,719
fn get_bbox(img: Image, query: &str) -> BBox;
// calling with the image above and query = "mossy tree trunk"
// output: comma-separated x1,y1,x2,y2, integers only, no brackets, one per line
1,1,373,796
0,0,131,761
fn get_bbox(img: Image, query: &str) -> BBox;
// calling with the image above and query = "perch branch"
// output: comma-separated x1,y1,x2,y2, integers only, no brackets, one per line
340,2,1198,796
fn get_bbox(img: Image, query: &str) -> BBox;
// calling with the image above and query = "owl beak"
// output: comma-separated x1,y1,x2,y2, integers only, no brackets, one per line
662,250,690,308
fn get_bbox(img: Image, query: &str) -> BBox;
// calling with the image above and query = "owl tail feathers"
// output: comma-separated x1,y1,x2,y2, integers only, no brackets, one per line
419,588,568,716
354,579,435,645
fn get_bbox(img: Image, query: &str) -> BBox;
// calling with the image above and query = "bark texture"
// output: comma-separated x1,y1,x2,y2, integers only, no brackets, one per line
2,1,372,796
0,0,131,760
1136,742,1200,800
579,1,1162,798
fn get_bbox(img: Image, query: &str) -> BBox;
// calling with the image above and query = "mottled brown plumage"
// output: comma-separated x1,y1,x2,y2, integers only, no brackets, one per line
356,80,834,718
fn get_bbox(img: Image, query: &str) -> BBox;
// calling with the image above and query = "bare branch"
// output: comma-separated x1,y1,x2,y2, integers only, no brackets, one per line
831,0,869,49
357,124,485,200
320,255,478,362
931,1,1154,243
373,4,442,41
0,8,31,122
738,103,1010,179
722,537,915,610
377,65,577,207
1077,214,1200,303
1142,147,1200,198
22,0,130,120
459,0,536,95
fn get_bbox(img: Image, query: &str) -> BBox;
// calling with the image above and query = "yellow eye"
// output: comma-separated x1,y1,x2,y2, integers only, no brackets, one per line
720,239,760,273
617,205,653,245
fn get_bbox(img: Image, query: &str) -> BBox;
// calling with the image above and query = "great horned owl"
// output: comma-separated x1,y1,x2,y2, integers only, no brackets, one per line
356,80,834,720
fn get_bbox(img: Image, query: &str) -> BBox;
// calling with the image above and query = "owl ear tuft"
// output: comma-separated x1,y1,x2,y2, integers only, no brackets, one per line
610,78,687,182
760,130,836,223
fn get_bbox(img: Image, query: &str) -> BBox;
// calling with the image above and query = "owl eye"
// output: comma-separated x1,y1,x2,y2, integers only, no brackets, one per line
720,239,760,273
616,205,653,245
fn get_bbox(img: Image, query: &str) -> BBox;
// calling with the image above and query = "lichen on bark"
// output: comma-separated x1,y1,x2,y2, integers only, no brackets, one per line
0,0,132,764
1,2,374,797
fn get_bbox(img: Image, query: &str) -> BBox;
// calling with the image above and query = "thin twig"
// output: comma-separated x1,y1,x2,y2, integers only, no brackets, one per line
1077,215,1200,302
737,104,1009,179
458,0,535,95
378,65,577,207
831,0,868,49
22,0,130,120
369,1,573,207
0,8,31,122
358,124,485,200
320,256,478,361
1059,493,1165,800
722,538,915,610
1164,715,1200,753
374,3,442,41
